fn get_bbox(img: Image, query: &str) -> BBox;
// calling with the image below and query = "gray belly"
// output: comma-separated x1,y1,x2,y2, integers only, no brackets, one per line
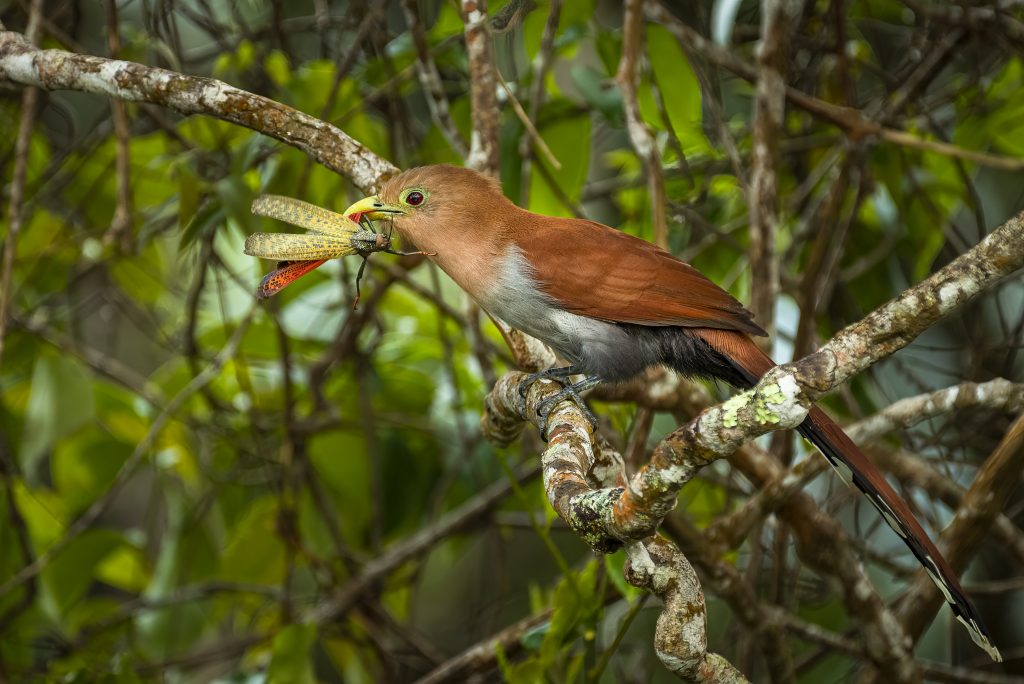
475,247,656,380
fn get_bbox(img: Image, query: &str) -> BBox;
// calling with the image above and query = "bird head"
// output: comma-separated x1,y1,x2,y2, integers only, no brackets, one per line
343,165,511,255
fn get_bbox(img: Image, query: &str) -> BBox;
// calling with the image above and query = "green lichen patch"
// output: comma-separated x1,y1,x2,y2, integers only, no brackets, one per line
721,394,748,428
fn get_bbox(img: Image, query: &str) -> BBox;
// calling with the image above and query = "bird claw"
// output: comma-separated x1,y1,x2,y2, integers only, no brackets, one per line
535,384,600,441
515,367,601,439
516,366,577,421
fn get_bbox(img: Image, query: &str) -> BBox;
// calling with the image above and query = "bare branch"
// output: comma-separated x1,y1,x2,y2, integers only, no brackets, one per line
414,610,553,684
649,4,1024,172
625,537,749,682
462,0,500,176
747,0,796,339
101,0,134,251
482,208,1024,677
307,463,540,625
0,0,41,369
616,0,668,249
896,414,1024,645
402,0,469,157
0,302,258,597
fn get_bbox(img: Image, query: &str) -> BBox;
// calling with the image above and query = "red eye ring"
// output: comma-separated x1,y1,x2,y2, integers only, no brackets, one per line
406,191,424,206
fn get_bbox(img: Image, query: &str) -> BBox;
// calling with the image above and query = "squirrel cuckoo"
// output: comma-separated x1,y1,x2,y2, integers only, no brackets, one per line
344,164,999,660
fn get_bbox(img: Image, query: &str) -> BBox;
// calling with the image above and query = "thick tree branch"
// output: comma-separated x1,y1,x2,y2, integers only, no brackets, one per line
483,197,1024,542
482,209,1024,677
0,28,397,192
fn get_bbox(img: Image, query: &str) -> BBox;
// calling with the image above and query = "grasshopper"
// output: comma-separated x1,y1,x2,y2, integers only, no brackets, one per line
245,195,416,303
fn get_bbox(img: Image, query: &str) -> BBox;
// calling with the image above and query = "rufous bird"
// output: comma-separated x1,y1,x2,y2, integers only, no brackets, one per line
341,164,998,660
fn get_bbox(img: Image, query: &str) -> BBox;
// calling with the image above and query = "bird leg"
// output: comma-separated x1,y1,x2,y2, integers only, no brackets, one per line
517,366,601,438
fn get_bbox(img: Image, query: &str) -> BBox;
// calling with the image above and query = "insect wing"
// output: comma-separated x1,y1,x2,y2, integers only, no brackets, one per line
251,195,360,238
244,232,358,260
257,259,327,298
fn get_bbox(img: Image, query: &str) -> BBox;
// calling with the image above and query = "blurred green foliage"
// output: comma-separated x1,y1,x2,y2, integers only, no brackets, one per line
1,0,1023,682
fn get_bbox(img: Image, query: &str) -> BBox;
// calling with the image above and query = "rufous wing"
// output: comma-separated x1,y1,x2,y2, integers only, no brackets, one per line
515,216,766,336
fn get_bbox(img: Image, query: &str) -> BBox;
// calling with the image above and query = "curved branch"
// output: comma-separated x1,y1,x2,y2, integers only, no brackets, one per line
482,207,1024,601
481,204,1024,677
0,29,397,192
625,538,749,682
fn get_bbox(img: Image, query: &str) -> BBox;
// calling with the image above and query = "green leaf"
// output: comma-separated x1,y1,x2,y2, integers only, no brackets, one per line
177,164,201,231
96,544,149,593
21,353,96,480
640,24,710,155
603,551,642,602
521,620,551,651
528,110,591,217
268,623,318,684
41,529,123,620
51,429,132,513
219,497,287,585
570,65,622,125
265,50,291,86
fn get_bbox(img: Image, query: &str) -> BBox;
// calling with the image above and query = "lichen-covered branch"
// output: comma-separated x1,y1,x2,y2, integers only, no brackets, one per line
798,210,1024,395
482,208,1024,678
483,197,1024,545
0,28,397,193
625,538,749,682
661,516,797,682
706,378,1024,551
599,209,1023,545
483,374,747,682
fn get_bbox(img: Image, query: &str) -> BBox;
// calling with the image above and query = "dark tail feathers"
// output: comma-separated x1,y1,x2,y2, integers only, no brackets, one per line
686,328,1000,661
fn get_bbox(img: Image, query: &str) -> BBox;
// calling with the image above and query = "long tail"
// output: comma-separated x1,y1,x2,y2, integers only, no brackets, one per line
692,328,1001,661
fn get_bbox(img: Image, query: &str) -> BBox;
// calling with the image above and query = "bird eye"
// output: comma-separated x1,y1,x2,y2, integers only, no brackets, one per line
405,190,424,206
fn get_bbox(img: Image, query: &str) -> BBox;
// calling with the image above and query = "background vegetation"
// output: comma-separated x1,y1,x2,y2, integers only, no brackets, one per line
1,0,1023,681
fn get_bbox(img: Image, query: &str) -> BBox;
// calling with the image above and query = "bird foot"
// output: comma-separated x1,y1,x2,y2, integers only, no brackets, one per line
516,366,578,420
516,367,601,439
534,376,602,441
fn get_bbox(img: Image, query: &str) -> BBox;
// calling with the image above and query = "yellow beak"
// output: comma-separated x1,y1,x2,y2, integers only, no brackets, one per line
344,196,406,220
